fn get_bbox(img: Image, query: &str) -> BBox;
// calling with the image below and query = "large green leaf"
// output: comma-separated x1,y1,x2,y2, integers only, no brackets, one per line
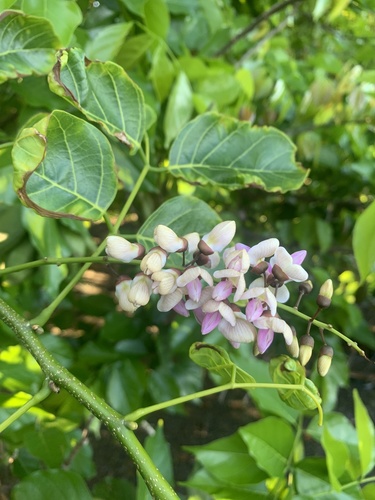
137,195,221,250
20,0,82,46
353,199,375,282
12,110,116,221
49,48,146,151
185,432,267,485
12,470,92,500
239,416,295,477
0,11,59,84
168,113,308,192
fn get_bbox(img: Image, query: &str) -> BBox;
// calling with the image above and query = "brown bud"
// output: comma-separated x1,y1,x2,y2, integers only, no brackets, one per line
197,239,214,256
316,295,331,309
299,334,315,366
299,280,313,295
194,252,210,266
286,326,299,358
272,264,289,283
317,345,334,377
251,261,269,275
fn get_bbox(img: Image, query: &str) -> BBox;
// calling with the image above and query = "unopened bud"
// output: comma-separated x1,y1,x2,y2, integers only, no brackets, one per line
317,279,333,309
154,225,188,253
299,280,313,295
106,236,145,262
286,327,299,358
272,264,289,283
317,345,334,376
299,334,314,366
252,261,269,275
197,239,214,256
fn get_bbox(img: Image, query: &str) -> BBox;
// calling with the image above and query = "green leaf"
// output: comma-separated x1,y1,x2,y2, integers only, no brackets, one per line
12,110,116,221
185,432,267,485
137,195,221,251
353,200,375,282
118,0,148,16
164,71,193,147
24,427,68,468
322,425,348,490
115,33,156,70
353,389,375,476
0,11,59,84
239,416,295,477
144,0,170,39
49,48,146,151
150,45,176,102
168,113,308,192
106,360,147,415
12,470,92,500
22,210,68,296
189,342,256,384
85,22,133,62
0,0,16,9
20,0,82,46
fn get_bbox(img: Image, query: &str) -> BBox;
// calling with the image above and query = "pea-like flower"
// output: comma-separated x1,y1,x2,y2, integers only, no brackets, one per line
270,247,308,283
154,225,187,253
115,277,139,313
140,247,167,275
253,314,293,353
198,221,236,255
106,235,145,262
128,273,153,307
218,312,256,348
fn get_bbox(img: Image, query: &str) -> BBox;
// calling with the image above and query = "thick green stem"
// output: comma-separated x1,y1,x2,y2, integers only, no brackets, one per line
0,297,178,500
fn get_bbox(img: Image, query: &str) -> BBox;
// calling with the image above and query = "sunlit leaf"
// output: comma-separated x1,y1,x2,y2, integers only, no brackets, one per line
12,110,116,221
168,113,308,192
189,342,256,384
20,0,82,46
353,200,375,282
0,11,59,84
49,48,146,151
137,195,221,250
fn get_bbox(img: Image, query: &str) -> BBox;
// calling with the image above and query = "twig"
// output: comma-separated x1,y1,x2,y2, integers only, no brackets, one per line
214,0,302,57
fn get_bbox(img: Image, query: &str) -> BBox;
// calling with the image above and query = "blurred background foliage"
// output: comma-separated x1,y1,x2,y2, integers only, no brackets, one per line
0,0,375,498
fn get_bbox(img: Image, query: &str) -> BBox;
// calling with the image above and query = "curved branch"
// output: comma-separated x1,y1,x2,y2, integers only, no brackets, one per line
214,0,302,57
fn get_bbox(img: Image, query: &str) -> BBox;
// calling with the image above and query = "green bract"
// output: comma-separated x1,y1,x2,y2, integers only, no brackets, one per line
270,355,322,411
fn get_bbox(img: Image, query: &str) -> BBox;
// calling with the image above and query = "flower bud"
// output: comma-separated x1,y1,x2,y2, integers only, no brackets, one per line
317,279,333,309
317,345,334,376
128,273,153,307
299,280,313,295
286,326,299,358
251,261,269,275
272,264,289,283
140,247,167,275
115,276,138,313
106,236,145,262
154,225,187,253
299,334,314,366
200,221,236,253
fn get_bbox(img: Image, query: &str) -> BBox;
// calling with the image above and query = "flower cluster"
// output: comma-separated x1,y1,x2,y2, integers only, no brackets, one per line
106,221,332,363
